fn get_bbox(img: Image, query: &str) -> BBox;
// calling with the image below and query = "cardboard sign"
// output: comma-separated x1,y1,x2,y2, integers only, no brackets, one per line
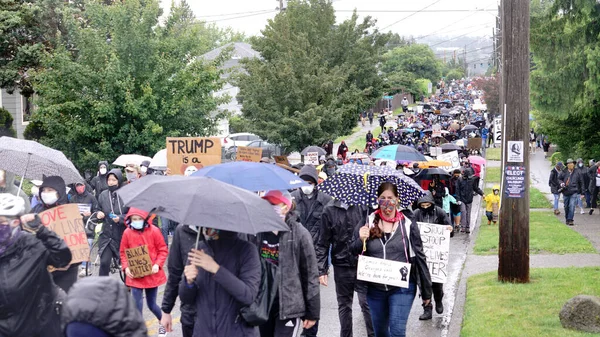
125,245,154,278
430,147,443,157
468,138,483,150
507,141,524,162
236,146,262,162
504,166,526,198
40,204,89,264
166,137,222,175
305,152,319,165
357,255,411,288
432,124,442,138
274,155,290,166
417,222,451,283
438,151,461,171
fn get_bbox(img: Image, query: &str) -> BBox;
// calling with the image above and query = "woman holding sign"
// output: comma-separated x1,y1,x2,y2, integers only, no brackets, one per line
352,182,432,337
120,207,168,337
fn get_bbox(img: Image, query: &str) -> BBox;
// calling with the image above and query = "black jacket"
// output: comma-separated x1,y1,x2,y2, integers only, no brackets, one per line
255,212,320,321
291,189,332,244
413,193,452,228
161,224,197,327
577,166,590,193
549,167,563,194
0,226,72,337
90,161,110,198
61,276,147,337
558,169,584,196
97,169,128,257
455,176,484,204
350,209,432,299
316,200,368,275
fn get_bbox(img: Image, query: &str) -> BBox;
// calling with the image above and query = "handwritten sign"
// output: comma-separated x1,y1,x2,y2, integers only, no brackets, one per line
432,124,442,138
417,222,451,283
274,155,290,166
40,204,89,264
357,255,411,288
305,152,319,165
166,137,222,175
236,146,262,162
125,245,153,278
468,138,483,150
438,150,460,171
77,203,91,214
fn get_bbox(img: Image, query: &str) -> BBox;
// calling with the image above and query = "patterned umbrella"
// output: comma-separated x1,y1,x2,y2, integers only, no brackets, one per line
0,136,83,185
371,145,427,162
319,164,425,209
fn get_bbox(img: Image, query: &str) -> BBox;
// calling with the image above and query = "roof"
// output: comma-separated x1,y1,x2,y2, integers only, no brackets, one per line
200,42,261,72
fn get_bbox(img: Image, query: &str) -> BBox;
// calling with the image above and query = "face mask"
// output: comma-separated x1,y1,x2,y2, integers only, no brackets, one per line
130,220,144,230
99,168,107,175
126,172,138,182
31,186,39,197
0,224,21,255
76,185,86,195
41,192,59,205
203,228,220,240
494,190,499,195
301,185,315,195
578,163,583,168
378,199,397,213
108,184,119,192
140,166,148,174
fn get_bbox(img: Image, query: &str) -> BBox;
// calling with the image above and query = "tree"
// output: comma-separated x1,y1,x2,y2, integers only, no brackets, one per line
236,0,389,152
530,0,600,160
0,108,17,137
382,44,441,83
28,0,227,171
473,77,499,116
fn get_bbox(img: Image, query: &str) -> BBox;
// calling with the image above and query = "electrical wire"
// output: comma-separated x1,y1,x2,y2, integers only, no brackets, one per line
381,0,444,30
205,10,278,23
337,8,497,13
195,9,276,18
427,25,494,47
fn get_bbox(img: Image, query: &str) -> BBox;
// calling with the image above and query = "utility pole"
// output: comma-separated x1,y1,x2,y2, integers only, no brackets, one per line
277,0,285,12
498,0,530,283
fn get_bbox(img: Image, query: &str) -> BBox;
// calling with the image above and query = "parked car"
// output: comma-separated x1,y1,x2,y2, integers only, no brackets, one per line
225,140,282,161
221,133,262,149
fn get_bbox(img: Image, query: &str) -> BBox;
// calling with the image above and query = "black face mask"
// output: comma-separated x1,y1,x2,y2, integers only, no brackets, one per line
108,185,119,192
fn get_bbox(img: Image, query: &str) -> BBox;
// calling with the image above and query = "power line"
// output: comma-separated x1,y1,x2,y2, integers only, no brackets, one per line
428,26,493,47
337,8,496,13
417,22,492,41
381,0,444,30
435,45,494,56
195,9,275,18
205,10,278,23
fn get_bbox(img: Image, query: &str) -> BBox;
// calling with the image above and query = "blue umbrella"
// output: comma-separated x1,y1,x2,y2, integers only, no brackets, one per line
191,161,308,192
371,145,427,162
319,164,425,209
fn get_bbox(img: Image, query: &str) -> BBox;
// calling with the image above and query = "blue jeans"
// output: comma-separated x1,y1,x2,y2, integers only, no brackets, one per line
131,287,162,320
81,238,94,268
161,217,178,247
564,194,579,222
367,282,417,337
553,194,560,211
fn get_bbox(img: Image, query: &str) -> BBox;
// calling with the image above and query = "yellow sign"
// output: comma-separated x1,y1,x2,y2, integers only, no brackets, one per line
166,137,222,175
236,146,262,162
125,245,153,278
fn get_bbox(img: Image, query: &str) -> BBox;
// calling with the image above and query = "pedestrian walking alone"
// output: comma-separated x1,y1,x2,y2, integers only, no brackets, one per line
549,162,564,215
558,159,585,226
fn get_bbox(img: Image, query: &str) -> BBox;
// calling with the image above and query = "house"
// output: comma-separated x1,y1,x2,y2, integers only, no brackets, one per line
0,89,32,138
200,42,260,136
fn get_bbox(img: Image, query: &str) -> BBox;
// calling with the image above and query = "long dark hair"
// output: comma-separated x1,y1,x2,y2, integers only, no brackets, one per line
370,182,399,239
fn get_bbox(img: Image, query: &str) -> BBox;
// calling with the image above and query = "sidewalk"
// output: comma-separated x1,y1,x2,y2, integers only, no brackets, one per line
446,151,600,337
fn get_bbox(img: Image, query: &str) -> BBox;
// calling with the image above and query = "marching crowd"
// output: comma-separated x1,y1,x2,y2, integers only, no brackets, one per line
0,78,495,337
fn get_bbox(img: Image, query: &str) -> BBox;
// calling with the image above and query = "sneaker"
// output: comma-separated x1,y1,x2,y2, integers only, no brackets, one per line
465,228,471,234
78,268,86,278
580,208,585,215
567,221,574,226
554,209,560,215
158,324,167,337
590,209,594,215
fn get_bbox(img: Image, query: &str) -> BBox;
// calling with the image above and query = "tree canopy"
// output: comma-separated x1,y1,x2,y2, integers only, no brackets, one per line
235,0,389,152
382,43,441,83
27,0,227,171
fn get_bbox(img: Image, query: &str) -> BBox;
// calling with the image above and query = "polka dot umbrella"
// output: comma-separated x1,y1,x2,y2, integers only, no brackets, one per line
319,164,426,209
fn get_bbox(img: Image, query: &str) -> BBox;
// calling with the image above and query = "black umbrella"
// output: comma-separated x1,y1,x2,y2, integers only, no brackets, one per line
461,125,478,132
471,120,486,128
417,168,452,180
117,175,289,235
301,146,327,156
441,143,462,151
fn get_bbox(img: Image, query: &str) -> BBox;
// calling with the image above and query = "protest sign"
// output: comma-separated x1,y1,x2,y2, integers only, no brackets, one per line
124,245,154,278
468,138,483,150
39,204,89,264
504,166,526,198
274,155,290,166
430,147,442,157
77,204,91,214
432,124,442,138
438,150,461,171
357,255,411,288
166,137,221,175
417,222,451,283
305,152,319,165
236,146,262,162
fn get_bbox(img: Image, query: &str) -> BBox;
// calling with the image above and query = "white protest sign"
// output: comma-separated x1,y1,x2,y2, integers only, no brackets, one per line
430,147,442,157
432,124,442,138
417,222,451,283
357,255,411,288
305,152,319,165
438,150,460,171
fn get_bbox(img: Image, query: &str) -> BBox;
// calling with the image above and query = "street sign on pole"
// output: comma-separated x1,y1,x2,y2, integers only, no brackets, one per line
383,95,394,100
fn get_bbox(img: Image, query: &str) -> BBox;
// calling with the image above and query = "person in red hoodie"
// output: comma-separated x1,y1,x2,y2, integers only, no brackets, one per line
120,207,169,337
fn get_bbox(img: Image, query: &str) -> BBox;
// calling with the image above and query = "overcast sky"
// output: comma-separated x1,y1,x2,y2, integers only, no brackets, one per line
160,0,498,40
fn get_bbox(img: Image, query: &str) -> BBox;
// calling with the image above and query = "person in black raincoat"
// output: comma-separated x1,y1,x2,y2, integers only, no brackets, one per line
412,192,452,320
62,276,148,337
316,200,374,337
69,181,99,276
96,169,128,276
0,193,72,337
90,161,110,198
259,190,320,337
179,228,261,337
549,162,564,215
455,169,484,233
161,224,199,337
31,175,81,292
